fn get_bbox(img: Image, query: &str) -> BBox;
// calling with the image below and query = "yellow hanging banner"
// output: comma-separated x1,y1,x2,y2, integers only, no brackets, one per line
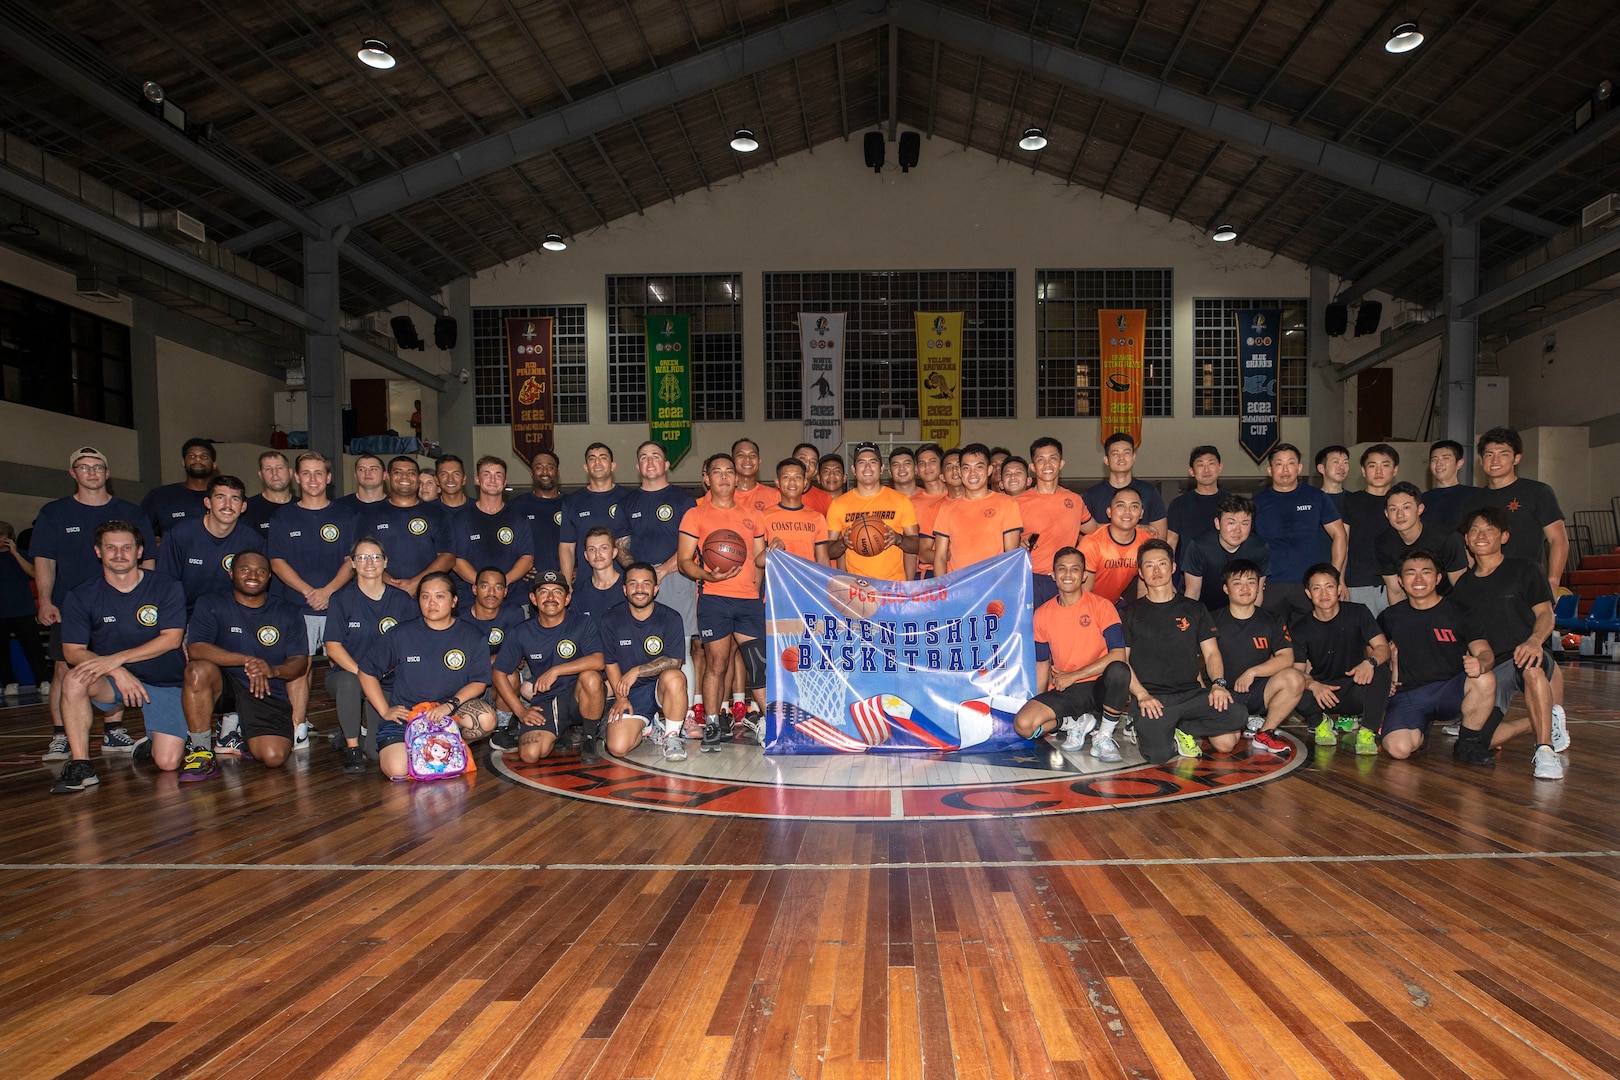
1098,308,1146,447
916,311,963,448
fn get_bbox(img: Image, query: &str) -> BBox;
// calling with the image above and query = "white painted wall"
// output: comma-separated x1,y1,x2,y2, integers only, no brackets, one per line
465,137,1323,485
153,337,279,482
1496,304,1620,430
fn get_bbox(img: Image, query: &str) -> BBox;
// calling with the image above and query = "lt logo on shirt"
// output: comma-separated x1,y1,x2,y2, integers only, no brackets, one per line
644,635,664,655
257,626,280,646
444,649,466,670
409,518,428,535
557,640,577,659
656,504,674,521
497,527,514,545
136,605,159,626
1175,617,1191,632
320,524,340,542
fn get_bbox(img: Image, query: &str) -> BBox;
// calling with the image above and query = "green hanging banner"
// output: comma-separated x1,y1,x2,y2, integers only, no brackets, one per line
645,314,693,467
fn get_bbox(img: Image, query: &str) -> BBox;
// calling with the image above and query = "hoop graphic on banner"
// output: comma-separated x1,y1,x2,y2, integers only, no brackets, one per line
1236,308,1283,462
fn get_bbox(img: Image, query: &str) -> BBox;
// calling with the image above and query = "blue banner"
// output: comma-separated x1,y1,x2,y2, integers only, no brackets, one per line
1236,308,1283,463
764,550,1036,754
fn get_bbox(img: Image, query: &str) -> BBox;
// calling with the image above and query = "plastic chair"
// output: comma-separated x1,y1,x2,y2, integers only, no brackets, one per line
1584,594,1620,634
1554,593,1581,632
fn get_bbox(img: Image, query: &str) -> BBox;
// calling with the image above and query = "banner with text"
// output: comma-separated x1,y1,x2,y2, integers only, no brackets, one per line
764,549,1036,755
916,311,963,449
507,316,554,465
798,312,845,457
645,314,692,467
1098,309,1145,448
1235,308,1283,463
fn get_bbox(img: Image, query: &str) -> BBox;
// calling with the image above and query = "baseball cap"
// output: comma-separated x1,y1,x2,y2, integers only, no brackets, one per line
69,446,109,469
532,570,570,593
851,441,881,459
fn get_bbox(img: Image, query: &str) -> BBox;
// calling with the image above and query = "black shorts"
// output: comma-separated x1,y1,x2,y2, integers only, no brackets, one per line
1237,677,1270,715
519,691,587,738
216,674,295,741
47,622,64,664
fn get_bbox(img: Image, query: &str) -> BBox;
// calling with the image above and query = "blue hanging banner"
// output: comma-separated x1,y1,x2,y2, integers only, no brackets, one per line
1236,308,1284,463
763,550,1036,754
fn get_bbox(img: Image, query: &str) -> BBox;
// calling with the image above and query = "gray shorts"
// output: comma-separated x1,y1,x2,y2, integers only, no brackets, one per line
303,614,327,656
1348,585,1388,617
657,569,700,646
1492,649,1554,713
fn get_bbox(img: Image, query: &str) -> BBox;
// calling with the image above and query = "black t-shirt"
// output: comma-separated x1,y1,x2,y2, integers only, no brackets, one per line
1213,607,1292,679
1378,599,1486,689
1167,490,1225,547
1449,556,1554,659
1082,479,1167,527
1374,523,1469,581
1120,593,1217,694
1182,532,1272,609
1458,479,1563,568
1289,602,1382,684
1340,490,1392,587
1419,484,1476,534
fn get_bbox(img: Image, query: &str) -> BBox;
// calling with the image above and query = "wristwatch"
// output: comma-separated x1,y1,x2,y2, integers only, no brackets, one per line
1211,677,1229,689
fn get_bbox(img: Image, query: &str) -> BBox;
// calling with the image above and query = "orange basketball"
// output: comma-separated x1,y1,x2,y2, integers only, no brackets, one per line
702,528,748,571
848,520,889,558
986,600,1005,618
781,647,801,673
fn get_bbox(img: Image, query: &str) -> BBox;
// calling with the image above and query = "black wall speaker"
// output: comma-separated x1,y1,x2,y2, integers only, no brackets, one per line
1325,302,1348,337
390,316,424,351
433,316,458,350
1354,301,1383,337
864,131,885,173
898,131,920,172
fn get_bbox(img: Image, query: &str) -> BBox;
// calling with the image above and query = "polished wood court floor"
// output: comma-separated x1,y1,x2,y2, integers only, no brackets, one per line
4,664,1620,1079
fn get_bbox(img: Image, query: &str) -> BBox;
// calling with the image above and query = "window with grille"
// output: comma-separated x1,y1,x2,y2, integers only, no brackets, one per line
606,274,743,423
470,306,587,425
1035,269,1172,418
762,270,1016,420
1193,298,1309,417
0,282,131,427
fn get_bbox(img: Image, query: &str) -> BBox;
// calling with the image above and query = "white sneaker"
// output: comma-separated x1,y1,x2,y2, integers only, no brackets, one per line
1059,713,1097,751
218,712,242,743
661,728,688,761
1442,721,1462,737
1551,705,1570,753
293,722,311,750
1245,714,1264,735
1091,732,1123,763
1533,744,1564,779
2,682,17,697
38,680,50,696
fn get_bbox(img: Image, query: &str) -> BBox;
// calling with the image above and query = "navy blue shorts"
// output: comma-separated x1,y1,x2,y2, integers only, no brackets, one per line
619,680,660,719
698,594,765,641
1384,672,1467,734
520,691,586,738
377,718,406,750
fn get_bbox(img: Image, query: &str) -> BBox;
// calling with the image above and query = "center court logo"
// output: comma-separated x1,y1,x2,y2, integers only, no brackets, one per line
557,639,577,659
644,635,664,655
444,649,466,670
257,626,280,646
136,605,158,626
409,518,428,535
319,524,339,543
497,527,514,545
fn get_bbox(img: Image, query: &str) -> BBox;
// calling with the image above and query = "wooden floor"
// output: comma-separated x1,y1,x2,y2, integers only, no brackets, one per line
4,665,1620,1079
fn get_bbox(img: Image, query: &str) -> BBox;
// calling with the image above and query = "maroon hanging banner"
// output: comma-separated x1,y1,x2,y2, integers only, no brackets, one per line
507,316,554,466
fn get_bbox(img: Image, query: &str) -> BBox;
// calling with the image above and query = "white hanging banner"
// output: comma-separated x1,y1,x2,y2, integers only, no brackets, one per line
799,312,845,457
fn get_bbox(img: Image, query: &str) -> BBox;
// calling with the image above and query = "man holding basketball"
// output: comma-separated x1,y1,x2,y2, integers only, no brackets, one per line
677,453,767,750
826,443,919,582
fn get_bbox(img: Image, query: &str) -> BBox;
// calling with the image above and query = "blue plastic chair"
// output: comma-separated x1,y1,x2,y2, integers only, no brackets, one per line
1554,593,1581,632
1585,594,1620,634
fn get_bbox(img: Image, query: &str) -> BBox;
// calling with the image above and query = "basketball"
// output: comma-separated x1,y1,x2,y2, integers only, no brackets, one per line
847,519,889,558
986,600,1005,618
702,528,748,571
825,573,882,620
1562,633,1582,651
780,646,801,673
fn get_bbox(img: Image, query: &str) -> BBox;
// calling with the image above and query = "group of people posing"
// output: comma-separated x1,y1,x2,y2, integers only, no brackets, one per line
20,421,1572,794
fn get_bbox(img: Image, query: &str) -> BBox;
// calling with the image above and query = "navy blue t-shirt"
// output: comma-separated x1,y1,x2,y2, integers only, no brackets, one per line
267,501,359,612
361,617,493,709
466,603,528,659
1166,490,1226,547
572,572,625,624
1081,479,1167,528
623,485,699,566
451,503,533,608
600,602,687,681
155,519,266,611
31,496,155,606
186,592,309,701
243,494,288,540
60,570,187,686
139,482,209,539
0,546,36,619
361,501,451,581
495,611,603,702
1252,485,1341,588
559,485,631,545
324,582,419,667
508,493,565,575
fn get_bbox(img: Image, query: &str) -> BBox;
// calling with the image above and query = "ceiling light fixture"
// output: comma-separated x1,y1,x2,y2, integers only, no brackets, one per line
542,233,567,251
357,39,396,70
142,80,164,104
8,209,39,236
730,128,759,152
1019,127,1047,151
1525,303,1547,313
1384,22,1424,54
235,316,256,327
1212,223,1238,242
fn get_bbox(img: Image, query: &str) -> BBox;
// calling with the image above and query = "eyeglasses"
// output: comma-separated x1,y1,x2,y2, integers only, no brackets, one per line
353,553,385,563
72,463,108,474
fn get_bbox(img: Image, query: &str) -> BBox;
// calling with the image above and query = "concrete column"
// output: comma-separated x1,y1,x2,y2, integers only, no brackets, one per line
437,276,475,458
302,232,346,492
1439,217,1480,483
1306,264,1342,450
129,297,162,500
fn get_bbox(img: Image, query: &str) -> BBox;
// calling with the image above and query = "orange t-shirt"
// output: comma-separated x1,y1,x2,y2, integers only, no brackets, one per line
1034,592,1124,684
736,482,781,519
678,500,764,599
1077,526,1147,603
762,504,830,562
826,487,918,582
802,486,833,515
934,492,1023,572
909,489,948,574
1017,488,1092,574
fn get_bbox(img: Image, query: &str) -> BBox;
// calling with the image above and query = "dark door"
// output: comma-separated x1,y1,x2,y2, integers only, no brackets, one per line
1355,369,1393,443
350,378,390,438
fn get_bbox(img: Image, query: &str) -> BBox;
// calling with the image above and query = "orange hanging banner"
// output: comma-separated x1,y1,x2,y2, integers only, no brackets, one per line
1098,308,1145,448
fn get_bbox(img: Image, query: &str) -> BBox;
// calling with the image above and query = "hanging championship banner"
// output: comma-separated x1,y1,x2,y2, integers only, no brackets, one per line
645,314,692,467
507,316,554,465
1236,308,1283,463
1098,309,1146,447
799,312,845,457
764,549,1036,754
916,311,963,448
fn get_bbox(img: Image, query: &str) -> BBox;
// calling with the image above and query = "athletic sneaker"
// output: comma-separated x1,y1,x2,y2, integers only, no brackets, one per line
218,712,241,743
2,682,17,697
1314,719,1338,746
177,747,219,782
1244,714,1265,736
43,731,70,761
700,715,723,753
736,714,764,745
1173,729,1202,759
292,722,311,751
101,727,137,753
132,736,153,766
1091,732,1123,763
661,729,688,762
1059,714,1096,751
216,727,246,757
1442,721,1462,737
1551,705,1570,753
50,759,99,794
38,680,49,696
1335,716,1360,733
684,704,705,739
1532,744,1564,779
1119,719,1137,744
1354,728,1378,756
1451,734,1495,767
579,734,601,766
568,725,584,750
1251,730,1290,754
490,727,518,752
342,746,366,774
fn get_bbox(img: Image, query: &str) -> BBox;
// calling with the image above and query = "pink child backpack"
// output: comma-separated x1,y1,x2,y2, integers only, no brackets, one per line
404,702,470,781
